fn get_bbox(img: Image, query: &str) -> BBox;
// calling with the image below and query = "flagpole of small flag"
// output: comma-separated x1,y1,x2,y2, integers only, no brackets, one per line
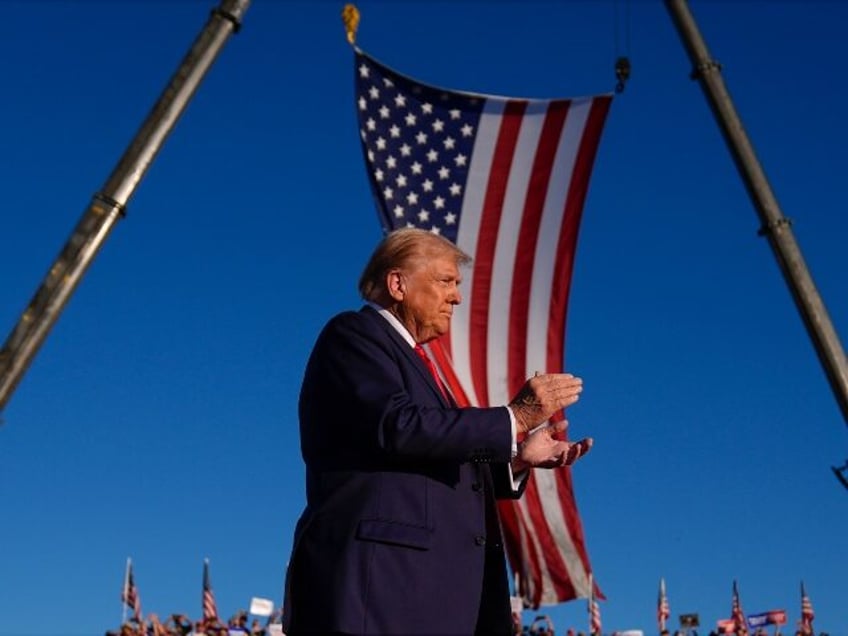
800,581,815,636
731,580,748,636
658,577,670,635
588,573,601,636
121,557,131,626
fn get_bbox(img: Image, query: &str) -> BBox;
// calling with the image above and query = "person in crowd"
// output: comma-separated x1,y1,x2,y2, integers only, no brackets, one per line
164,614,193,636
283,228,593,634
228,611,250,634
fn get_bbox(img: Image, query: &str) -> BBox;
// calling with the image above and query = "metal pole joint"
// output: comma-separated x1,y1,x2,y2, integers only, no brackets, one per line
690,59,722,81
757,216,793,238
211,7,243,32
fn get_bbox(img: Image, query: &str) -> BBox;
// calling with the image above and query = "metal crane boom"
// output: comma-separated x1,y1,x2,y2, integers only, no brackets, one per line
665,0,848,425
0,0,251,414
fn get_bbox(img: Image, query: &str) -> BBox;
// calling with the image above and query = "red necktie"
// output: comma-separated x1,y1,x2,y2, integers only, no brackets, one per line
414,344,449,402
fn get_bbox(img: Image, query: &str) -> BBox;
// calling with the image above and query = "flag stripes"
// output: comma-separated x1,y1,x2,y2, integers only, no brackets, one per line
203,559,218,621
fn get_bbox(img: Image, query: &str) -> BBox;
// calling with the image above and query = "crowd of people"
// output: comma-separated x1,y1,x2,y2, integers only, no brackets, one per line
106,610,284,636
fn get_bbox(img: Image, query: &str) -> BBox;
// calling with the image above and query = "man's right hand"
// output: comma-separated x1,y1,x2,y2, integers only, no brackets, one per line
508,372,583,435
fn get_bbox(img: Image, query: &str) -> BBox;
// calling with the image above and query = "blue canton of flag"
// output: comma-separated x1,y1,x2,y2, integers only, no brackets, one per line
355,51,483,242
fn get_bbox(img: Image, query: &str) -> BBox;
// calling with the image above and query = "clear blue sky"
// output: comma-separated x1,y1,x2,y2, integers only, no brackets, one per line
1,1,845,635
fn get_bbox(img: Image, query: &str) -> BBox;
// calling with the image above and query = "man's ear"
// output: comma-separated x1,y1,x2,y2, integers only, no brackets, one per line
387,269,405,301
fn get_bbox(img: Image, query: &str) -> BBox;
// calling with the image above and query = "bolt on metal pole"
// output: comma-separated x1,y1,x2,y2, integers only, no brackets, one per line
664,0,848,424
0,0,251,414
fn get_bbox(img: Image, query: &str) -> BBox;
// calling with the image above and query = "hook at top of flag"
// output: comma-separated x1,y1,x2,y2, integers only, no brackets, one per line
342,4,360,45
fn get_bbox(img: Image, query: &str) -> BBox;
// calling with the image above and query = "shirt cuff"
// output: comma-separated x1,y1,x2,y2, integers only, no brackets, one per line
506,405,518,457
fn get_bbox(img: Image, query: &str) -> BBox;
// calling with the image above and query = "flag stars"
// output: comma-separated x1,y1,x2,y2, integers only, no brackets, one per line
355,56,491,245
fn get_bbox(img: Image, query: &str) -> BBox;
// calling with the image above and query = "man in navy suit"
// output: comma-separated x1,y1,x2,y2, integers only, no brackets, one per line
284,228,592,635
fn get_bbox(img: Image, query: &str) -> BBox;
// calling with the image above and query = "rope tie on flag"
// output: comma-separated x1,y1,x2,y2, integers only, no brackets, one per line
613,0,631,93
342,4,360,45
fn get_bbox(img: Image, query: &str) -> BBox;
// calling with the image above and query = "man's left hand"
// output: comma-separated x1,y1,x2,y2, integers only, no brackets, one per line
512,419,593,471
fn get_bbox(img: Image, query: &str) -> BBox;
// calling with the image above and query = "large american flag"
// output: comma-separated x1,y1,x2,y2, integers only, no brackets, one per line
800,581,815,635
354,48,611,606
121,561,141,622
658,577,670,632
202,559,218,621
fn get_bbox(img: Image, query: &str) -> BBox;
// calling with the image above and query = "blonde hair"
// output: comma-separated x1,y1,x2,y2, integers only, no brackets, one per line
358,228,471,301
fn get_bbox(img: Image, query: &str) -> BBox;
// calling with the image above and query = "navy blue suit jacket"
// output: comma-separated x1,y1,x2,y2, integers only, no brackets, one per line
283,306,523,634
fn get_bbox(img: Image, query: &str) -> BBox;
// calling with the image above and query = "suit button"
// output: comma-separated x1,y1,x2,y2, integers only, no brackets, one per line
472,482,482,492
474,535,486,547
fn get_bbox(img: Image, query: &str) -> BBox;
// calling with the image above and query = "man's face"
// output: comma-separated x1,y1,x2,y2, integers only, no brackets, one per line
396,253,462,343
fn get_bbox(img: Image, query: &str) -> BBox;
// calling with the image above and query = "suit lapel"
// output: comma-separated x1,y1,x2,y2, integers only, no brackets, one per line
360,305,452,407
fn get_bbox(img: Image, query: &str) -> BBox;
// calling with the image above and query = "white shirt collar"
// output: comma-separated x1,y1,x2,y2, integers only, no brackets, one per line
369,302,416,348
